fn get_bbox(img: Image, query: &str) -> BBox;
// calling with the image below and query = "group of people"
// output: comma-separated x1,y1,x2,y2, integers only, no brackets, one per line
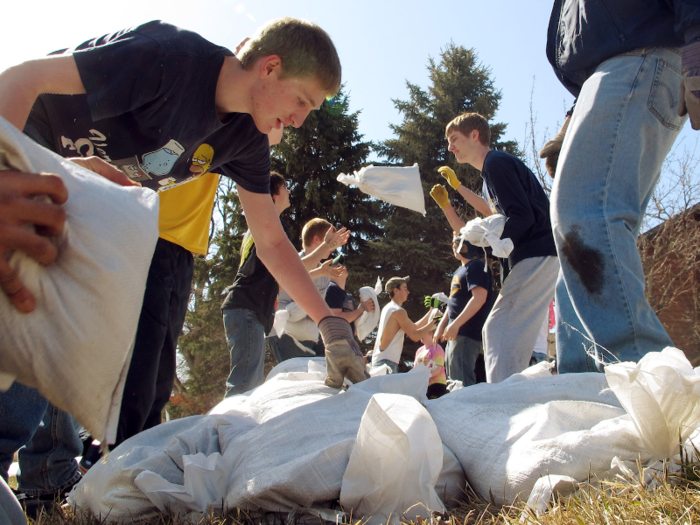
1,0,698,521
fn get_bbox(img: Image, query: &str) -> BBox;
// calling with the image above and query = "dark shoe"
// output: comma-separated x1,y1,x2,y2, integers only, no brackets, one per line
78,442,103,474
15,478,79,520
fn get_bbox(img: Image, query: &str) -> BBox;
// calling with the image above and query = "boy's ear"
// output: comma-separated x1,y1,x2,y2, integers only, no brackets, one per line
259,55,282,78
470,129,480,142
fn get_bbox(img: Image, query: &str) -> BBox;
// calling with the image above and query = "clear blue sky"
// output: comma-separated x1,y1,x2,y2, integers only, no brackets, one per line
2,0,696,160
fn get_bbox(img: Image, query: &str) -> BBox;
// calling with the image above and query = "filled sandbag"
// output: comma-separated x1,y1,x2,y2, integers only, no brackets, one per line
337,164,426,215
0,116,159,444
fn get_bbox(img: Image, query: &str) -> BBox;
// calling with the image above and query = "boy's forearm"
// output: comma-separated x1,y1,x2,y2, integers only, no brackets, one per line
457,186,492,216
440,204,466,233
239,188,333,323
300,242,332,270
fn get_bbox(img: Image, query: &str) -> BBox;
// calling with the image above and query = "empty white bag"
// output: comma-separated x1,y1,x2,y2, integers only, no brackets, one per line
0,116,159,444
337,164,426,215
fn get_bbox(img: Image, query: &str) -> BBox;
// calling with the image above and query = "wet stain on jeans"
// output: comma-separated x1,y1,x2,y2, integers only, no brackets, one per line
561,227,605,295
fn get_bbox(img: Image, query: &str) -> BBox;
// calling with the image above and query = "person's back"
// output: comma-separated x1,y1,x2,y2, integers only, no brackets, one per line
372,300,406,370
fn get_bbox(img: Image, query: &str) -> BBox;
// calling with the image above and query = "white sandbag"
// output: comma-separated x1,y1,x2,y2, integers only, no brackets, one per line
604,347,700,460
0,116,159,444
70,359,443,522
459,214,513,259
427,371,649,505
340,393,444,525
337,164,426,215
356,286,380,341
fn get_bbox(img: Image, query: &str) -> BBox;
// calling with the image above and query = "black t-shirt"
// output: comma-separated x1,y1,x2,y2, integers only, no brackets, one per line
481,150,556,267
220,222,290,334
25,21,270,193
325,282,356,330
446,259,495,341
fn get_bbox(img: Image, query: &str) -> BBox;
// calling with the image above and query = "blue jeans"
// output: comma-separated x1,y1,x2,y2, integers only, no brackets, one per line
223,308,266,397
445,335,482,386
552,47,685,373
265,334,320,364
372,359,398,374
0,383,81,497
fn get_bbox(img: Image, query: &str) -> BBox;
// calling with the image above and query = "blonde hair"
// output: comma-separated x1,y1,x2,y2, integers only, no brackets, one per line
446,112,491,146
301,218,332,249
238,17,341,95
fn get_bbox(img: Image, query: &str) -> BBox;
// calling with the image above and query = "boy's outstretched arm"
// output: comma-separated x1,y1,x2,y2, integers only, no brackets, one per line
0,55,85,131
238,187,333,323
438,167,492,217
430,184,466,232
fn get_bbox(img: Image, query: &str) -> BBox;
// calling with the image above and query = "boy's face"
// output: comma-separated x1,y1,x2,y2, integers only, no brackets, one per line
251,56,326,134
393,283,410,302
447,130,477,164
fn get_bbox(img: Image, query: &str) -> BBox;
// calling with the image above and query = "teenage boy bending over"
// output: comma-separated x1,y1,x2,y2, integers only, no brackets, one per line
0,17,364,506
431,113,558,383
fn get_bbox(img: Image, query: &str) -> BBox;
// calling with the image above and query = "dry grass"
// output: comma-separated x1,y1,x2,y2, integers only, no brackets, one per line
23,475,700,525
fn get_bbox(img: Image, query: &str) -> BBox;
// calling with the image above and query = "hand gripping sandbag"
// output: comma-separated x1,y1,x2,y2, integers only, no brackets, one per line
355,286,380,341
605,347,700,461
337,164,426,215
0,116,159,444
459,214,513,258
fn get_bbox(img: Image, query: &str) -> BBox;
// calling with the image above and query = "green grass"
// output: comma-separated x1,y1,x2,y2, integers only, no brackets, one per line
22,476,700,525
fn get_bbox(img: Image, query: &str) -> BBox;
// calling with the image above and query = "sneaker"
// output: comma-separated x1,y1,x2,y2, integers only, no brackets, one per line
78,441,102,474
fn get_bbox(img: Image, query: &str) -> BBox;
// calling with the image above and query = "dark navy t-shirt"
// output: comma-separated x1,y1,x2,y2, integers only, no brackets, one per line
25,21,270,194
446,259,495,341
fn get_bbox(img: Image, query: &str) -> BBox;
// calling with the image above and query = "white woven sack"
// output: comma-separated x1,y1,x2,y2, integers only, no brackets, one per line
427,371,649,505
355,286,380,341
459,214,513,258
337,164,426,215
340,392,444,525
0,116,159,444
604,347,700,460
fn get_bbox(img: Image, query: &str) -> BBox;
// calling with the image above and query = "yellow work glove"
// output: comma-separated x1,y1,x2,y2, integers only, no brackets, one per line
430,184,450,209
437,166,461,190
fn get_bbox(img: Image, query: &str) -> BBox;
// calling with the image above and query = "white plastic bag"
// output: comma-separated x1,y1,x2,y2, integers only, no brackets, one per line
337,164,426,215
604,347,700,460
0,116,159,444
459,214,513,258
356,286,380,341
340,393,444,525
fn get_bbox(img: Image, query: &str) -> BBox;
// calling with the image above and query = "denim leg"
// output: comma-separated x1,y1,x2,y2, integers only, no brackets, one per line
17,404,81,497
223,309,266,397
117,238,193,445
552,48,685,371
446,335,481,386
0,383,47,482
265,334,317,364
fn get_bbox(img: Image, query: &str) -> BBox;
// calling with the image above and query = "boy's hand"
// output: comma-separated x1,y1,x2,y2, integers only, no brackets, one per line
438,166,461,189
319,260,345,278
538,117,570,178
68,156,141,187
358,298,375,313
323,226,350,253
430,184,450,209
319,316,368,388
0,170,68,313
424,296,441,308
443,322,459,341
679,41,700,129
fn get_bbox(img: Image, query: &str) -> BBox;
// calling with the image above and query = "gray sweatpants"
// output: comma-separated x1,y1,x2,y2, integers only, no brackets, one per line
483,256,558,383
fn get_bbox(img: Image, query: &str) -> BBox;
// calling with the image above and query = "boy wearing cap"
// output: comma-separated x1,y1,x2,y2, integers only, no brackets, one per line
435,236,495,386
371,277,436,373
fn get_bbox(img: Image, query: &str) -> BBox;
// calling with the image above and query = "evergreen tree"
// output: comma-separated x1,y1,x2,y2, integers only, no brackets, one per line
169,87,376,416
371,43,516,363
